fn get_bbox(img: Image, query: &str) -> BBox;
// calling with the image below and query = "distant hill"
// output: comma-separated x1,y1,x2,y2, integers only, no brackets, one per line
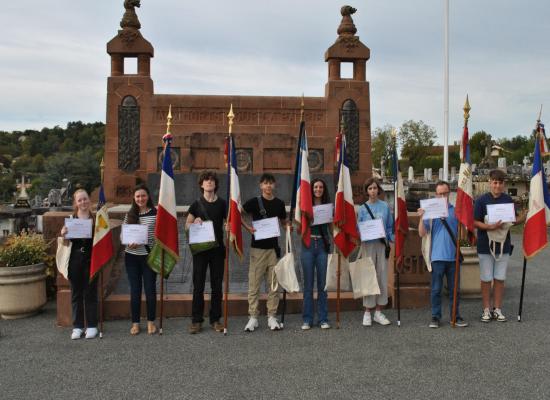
0,121,104,202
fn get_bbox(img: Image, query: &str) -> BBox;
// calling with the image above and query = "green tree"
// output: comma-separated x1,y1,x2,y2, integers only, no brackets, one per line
371,124,395,176
398,120,437,171
469,130,491,165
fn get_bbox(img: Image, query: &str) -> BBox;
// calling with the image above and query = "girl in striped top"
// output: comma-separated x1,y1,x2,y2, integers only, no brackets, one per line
124,184,158,335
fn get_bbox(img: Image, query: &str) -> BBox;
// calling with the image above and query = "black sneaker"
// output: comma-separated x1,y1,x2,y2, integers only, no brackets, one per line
454,317,469,328
429,317,440,328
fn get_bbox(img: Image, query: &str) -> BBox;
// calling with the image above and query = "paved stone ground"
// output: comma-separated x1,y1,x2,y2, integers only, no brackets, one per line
2,233,550,400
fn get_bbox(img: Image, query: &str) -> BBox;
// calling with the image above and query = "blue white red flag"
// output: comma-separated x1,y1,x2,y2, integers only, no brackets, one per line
393,146,409,265
333,134,359,258
293,122,313,246
90,184,114,281
148,132,179,275
523,137,550,258
226,134,243,258
455,124,475,233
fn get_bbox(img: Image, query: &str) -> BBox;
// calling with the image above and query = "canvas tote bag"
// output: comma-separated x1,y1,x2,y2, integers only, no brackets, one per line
325,250,352,291
272,226,300,293
348,244,380,299
56,237,72,280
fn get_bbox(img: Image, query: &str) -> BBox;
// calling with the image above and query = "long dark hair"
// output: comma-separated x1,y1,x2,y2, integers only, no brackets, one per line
127,184,154,224
311,178,330,204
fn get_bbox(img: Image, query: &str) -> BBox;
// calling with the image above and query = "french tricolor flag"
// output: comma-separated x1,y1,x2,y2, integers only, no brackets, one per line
333,134,359,258
293,121,313,247
227,134,243,258
148,127,180,276
455,123,475,233
89,184,113,281
523,137,550,258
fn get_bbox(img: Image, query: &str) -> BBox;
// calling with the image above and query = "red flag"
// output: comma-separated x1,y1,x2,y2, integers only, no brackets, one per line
333,134,359,258
393,148,408,264
90,185,114,281
455,124,475,233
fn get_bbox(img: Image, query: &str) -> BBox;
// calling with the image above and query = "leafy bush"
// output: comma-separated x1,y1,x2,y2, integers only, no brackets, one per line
0,231,49,267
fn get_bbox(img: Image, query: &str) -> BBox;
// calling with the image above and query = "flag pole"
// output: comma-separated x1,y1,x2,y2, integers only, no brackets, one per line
391,129,401,327
224,105,235,335
335,116,345,330
451,97,470,327
158,105,173,336
518,257,528,322
99,158,105,339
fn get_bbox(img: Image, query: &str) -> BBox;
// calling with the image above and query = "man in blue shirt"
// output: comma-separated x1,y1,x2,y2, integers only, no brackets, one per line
418,181,468,328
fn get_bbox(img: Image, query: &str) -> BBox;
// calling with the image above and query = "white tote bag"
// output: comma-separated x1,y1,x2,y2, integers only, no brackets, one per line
325,251,352,291
272,227,300,293
56,237,72,280
348,245,380,299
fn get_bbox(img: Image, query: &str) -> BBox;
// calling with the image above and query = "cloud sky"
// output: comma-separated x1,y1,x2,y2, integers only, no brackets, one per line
0,0,548,146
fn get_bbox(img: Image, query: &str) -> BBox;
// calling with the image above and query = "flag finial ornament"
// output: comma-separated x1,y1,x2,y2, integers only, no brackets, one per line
464,95,471,123
300,94,305,122
100,157,105,184
228,104,234,134
163,104,173,143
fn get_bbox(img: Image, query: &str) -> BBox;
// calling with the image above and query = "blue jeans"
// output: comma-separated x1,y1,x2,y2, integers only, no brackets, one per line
431,261,461,320
125,253,157,323
300,237,328,325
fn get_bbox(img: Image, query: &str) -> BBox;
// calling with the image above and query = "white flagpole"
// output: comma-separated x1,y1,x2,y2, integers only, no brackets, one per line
443,0,449,181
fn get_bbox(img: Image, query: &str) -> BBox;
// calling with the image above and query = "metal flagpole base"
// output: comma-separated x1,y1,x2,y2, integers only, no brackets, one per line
518,315,522,322
99,332,103,339
223,328,227,336
397,320,401,327
159,328,163,335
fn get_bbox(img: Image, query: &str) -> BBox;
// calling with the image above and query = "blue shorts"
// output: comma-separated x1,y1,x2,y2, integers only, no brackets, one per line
478,253,510,282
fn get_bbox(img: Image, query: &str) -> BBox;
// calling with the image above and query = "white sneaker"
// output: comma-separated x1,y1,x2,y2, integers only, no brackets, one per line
244,317,258,332
362,311,372,326
373,311,391,326
267,316,281,331
493,308,507,322
71,328,83,340
85,327,98,339
301,323,311,330
320,322,331,329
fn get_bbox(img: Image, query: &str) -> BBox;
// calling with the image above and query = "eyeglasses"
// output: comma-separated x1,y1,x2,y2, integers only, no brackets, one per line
435,192,450,197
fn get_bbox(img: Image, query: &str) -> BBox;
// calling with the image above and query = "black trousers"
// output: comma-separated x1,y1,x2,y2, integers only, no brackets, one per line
68,250,98,329
125,252,157,323
192,247,225,324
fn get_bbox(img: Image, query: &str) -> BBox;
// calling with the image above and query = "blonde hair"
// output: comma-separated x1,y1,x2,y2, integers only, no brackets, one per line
72,189,92,218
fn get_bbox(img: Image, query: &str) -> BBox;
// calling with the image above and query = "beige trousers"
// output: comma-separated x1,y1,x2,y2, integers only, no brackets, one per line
248,247,280,318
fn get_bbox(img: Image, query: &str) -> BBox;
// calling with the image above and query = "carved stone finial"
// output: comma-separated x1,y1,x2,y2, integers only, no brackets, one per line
338,5,357,36
120,0,142,30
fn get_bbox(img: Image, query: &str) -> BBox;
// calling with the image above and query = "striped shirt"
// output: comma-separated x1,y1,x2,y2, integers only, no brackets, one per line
123,208,157,256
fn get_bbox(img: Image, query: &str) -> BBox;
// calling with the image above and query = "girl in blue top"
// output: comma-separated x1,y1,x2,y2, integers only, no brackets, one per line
300,178,331,330
357,178,394,326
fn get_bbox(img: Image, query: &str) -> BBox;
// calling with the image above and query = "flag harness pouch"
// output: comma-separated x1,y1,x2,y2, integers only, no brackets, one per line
363,203,391,259
188,198,219,255
440,218,464,264
257,196,281,258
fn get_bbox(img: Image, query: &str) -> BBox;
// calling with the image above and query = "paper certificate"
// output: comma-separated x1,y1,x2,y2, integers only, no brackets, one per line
358,219,386,242
487,203,516,224
312,204,334,226
64,218,92,239
188,221,216,244
419,198,449,220
253,217,281,241
121,224,148,245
